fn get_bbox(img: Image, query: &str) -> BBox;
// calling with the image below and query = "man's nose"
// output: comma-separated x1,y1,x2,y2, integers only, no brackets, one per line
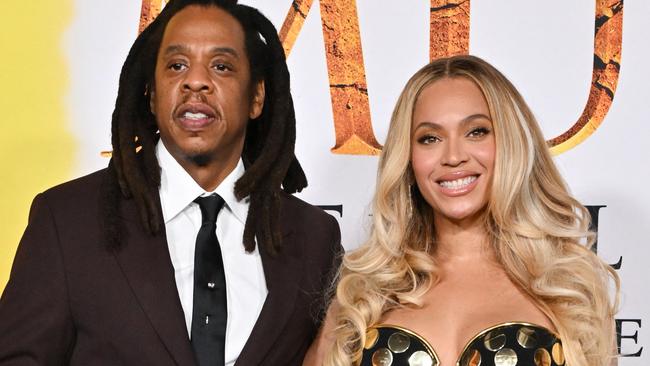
441,137,469,167
182,65,212,93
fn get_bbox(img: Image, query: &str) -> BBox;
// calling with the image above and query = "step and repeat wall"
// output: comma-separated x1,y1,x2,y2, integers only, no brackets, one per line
1,1,647,363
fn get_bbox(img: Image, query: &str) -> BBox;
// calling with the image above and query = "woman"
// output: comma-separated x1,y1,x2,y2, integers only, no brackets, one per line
305,55,619,366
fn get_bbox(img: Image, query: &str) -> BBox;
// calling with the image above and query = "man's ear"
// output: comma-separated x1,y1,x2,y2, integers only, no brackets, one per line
148,85,156,115
249,79,265,119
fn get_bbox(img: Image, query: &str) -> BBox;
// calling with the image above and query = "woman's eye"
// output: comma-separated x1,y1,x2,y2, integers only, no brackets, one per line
467,127,490,138
417,135,441,145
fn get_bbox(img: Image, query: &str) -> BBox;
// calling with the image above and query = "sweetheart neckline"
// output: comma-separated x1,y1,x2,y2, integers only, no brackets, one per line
368,321,560,365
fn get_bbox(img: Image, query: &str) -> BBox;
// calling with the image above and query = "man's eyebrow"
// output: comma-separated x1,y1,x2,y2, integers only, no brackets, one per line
162,44,189,57
162,44,240,59
209,46,239,59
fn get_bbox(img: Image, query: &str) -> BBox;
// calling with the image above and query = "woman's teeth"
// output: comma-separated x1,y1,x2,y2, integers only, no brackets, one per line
439,175,477,189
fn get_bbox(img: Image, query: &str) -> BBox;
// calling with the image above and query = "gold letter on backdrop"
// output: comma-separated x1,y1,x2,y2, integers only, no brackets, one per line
549,0,623,154
317,0,382,155
279,0,314,57
138,0,622,156
430,0,470,59
280,0,382,155
139,0,167,33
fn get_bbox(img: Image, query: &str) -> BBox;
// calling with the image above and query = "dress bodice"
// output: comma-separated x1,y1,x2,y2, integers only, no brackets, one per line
360,322,564,366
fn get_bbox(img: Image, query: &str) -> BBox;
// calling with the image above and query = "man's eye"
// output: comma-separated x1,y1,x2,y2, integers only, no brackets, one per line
213,63,231,72
467,127,490,138
169,63,187,72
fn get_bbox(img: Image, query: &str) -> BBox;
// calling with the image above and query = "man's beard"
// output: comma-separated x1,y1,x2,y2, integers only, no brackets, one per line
188,152,212,167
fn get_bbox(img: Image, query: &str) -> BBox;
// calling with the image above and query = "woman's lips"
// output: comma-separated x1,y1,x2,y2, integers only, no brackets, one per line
436,174,480,196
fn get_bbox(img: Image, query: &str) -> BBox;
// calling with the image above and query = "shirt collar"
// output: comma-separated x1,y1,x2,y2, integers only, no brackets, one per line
157,141,249,225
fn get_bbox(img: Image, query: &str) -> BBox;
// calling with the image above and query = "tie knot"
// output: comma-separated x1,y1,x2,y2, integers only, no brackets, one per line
194,194,225,224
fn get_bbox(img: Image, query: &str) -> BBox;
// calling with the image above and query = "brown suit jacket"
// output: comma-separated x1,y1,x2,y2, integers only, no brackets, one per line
0,169,342,365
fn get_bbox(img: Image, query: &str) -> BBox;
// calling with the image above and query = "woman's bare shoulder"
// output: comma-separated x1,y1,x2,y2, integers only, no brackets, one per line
303,301,340,366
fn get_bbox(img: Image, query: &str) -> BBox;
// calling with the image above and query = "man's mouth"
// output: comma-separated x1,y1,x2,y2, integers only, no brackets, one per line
175,104,217,130
182,111,210,120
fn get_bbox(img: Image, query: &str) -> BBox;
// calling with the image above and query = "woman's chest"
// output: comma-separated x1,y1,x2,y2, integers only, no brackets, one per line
360,322,564,366
379,279,553,365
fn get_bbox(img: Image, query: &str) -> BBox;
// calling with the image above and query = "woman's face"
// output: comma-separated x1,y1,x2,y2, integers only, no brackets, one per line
410,77,496,224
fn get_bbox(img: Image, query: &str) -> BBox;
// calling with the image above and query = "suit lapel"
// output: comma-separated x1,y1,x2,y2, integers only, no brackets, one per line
235,205,303,366
113,198,197,366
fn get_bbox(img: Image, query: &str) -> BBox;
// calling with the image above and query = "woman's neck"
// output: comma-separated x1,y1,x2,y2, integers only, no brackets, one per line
433,213,495,263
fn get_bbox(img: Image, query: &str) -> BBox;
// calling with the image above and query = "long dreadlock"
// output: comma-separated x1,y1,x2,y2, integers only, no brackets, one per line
101,0,307,255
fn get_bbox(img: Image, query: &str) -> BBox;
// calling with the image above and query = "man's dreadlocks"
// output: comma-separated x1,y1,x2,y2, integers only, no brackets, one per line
101,0,307,255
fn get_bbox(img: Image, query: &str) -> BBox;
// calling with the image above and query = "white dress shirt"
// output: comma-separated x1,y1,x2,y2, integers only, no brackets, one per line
156,141,267,366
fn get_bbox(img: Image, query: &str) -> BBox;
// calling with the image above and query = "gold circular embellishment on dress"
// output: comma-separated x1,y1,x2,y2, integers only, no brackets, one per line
534,348,551,366
516,327,538,349
483,331,507,351
460,349,481,366
552,342,565,365
494,348,518,366
387,332,411,353
372,348,393,366
408,350,435,366
365,328,379,349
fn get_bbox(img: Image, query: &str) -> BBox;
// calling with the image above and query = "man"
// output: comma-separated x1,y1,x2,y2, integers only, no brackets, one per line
0,1,341,365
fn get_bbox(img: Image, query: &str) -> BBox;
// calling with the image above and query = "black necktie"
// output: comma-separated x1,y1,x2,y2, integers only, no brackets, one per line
191,194,227,366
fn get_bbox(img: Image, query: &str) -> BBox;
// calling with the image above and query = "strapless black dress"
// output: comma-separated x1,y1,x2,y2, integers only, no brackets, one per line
360,322,564,366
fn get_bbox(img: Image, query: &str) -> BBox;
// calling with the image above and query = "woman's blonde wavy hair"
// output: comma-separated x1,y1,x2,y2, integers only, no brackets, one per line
327,55,619,366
